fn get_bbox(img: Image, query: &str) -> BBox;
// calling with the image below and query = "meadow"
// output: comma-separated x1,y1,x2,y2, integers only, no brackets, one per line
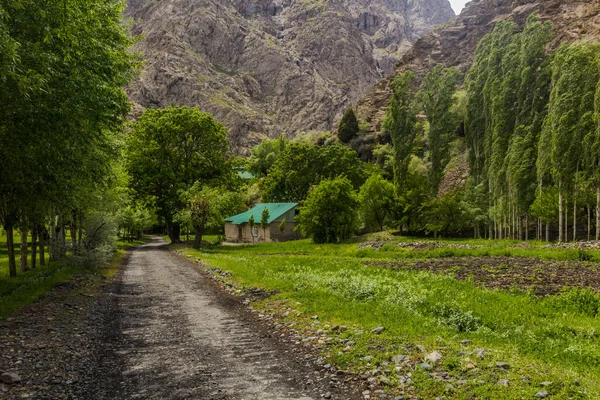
180,235,600,399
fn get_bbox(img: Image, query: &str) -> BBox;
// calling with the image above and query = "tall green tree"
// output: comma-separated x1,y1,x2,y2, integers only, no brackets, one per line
418,65,460,194
0,0,137,276
358,174,396,232
297,177,359,243
248,136,287,177
541,42,600,241
126,106,229,243
338,107,360,143
383,71,418,194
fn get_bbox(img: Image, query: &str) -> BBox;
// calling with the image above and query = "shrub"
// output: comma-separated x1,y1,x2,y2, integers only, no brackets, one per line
297,177,359,243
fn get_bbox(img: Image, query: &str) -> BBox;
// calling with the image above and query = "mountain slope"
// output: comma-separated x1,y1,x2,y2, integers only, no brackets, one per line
125,0,454,151
356,0,600,131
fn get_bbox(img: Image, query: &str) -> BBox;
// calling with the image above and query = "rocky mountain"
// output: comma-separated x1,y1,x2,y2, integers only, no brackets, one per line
356,0,600,131
125,0,455,151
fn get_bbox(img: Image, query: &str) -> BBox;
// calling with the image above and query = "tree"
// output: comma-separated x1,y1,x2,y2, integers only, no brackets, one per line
338,107,359,143
126,106,230,243
278,219,286,235
261,142,366,202
261,207,270,241
358,174,396,232
0,0,137,276
382,71,418,194
248,136,287,177
297,177,359,243
248,214,256,243
418,65,460,194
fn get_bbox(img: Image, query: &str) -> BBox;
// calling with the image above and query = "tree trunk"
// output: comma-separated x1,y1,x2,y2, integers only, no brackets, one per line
167,222,181,243
31,227,38,270
5,223,17,277
193,225,204,249
20,223,29,272
39,225,46,266
49,214,58,261
558,182,563,242
587,204,591,241
573,195,577,242
596,186,600,241
71,211,78,254
546,222,550,242
59,214,67,257
525,215,528,241
564,200,568,243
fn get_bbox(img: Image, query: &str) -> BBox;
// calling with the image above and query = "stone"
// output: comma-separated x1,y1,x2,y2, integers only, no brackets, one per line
363,356,374,362
540,382,553,386
391,355,408,364
379,377,390,385
534,391,549,398
425,351,443,364
416,345,426,353
323,392,332,399
497,379,509,387
496,362,510,369
474,349,486,358
340,326,348,332
419,362,432,370
371,326,385,334
460,339,472,345
0,372,21,384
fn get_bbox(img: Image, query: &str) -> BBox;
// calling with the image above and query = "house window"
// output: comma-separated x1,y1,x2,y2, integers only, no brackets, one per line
252,226,259,237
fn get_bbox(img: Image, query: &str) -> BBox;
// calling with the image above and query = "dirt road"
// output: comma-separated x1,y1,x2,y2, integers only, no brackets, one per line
88,237,360,400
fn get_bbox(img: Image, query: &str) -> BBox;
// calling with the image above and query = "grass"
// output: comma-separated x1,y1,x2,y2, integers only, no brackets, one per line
0,231,145,318
177,236,600,399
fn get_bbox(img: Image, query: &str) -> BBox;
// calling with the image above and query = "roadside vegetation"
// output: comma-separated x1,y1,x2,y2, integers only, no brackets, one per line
180,237,600,399
0,229,145,318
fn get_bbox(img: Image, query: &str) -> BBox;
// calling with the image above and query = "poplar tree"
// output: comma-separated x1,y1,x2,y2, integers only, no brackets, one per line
419,65,460,194
383,71,418,194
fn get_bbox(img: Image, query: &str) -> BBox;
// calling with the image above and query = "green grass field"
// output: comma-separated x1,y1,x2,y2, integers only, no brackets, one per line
0,231,144,318
179,236,600,399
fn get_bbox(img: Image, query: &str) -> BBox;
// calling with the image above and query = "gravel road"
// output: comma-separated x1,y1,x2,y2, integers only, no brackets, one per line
86,237,361,400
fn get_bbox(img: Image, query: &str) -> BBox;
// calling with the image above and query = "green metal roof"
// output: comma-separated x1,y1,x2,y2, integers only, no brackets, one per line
225,203,298,225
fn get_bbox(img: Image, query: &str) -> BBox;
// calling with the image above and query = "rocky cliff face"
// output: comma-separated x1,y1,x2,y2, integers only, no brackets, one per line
356,0,600,131
125,0,454,151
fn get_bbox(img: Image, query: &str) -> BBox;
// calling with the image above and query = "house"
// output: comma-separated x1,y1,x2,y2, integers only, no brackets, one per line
224,203,301,243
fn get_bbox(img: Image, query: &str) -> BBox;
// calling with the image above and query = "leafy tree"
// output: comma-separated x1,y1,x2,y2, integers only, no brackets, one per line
262,142,366,202
0,0,137,276
278,219,286,235
297,177,359,243
248,214,256,243
176,183,246,247
338,107,359,143
126,106,229,243
358,174,396,232
541,42,600,241
261,207,270,240
248,136,287,177
382,71,418,193
418,65,460,194
423,189,470,237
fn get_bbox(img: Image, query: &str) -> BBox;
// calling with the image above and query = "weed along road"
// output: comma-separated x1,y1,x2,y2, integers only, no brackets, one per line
90,237,360,400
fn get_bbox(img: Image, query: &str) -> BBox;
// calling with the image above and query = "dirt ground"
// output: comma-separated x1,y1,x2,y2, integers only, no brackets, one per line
1,237,362,399
367,257,600,296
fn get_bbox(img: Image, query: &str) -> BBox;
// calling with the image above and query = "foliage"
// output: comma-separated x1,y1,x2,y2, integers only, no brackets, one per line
297,177,359,243
337,107,359,143
358,174,396,232
248,136,287,177
418,65,460,194
261,207,270,238
126,106,230,242
422,189,470,236
261,142,366,202
382,71,418,193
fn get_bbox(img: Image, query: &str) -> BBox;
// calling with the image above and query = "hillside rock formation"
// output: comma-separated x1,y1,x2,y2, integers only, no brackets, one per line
125,0,454,151
356,0,600,131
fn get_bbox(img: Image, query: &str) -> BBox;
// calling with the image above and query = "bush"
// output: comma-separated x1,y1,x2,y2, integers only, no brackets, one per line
553,288,600,317
70,213,117,268
297,177,359,243
430,304,482,332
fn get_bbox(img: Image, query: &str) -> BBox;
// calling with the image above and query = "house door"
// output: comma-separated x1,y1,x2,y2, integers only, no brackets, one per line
238,226,243,242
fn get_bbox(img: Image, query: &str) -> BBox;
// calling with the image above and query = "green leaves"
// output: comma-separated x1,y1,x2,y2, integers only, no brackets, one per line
296,177,359,243
337,107,359,143
126,106,230,239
